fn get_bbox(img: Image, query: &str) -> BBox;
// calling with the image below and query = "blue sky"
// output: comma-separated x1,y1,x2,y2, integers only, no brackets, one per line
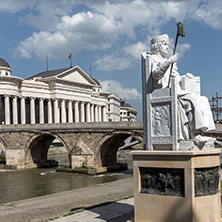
0,0,222,121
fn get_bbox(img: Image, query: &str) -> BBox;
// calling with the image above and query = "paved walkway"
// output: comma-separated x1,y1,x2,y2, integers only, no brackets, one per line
0,177,134,222
52,197,134,222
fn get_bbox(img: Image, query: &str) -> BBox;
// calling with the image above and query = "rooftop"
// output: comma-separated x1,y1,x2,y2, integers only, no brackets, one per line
26,67,70,80
0,58,11,68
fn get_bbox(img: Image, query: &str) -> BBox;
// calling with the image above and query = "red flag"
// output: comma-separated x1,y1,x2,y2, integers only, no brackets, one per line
90,66,92,72
68,53,72,59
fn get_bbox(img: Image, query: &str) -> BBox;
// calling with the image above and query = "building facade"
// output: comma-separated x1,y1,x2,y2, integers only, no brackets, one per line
101,93,121,122
120,100,137,122
0,58,134,125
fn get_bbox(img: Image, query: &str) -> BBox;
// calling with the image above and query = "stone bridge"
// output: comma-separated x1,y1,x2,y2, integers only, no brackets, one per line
0,122,143,170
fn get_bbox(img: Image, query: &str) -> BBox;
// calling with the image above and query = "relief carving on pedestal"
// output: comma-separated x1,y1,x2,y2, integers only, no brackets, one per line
195,166,220,196
140,167,184,197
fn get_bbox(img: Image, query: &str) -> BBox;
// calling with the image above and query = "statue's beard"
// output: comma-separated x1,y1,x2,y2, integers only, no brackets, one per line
160,51,167,58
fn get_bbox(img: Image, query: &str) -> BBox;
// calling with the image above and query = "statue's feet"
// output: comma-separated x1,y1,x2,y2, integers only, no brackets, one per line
214,140,222,145
193,135,215,146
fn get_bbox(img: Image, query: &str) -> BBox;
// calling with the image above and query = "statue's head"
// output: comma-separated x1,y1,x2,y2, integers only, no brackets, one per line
150,34,169,55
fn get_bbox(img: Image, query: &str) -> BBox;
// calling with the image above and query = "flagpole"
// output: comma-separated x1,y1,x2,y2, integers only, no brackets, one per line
68,53,72,67
46,52,49,71
70,54,72,67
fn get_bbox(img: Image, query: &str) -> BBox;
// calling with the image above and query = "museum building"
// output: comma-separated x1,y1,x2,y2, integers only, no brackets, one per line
120,100,138,122
0,58,133,125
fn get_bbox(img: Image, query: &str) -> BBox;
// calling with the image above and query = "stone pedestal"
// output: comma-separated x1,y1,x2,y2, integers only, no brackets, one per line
132,149,221,222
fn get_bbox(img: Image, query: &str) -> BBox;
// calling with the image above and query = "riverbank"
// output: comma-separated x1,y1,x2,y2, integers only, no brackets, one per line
0,177,134,222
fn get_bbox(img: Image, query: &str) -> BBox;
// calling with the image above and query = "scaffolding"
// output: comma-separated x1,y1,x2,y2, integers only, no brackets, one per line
210,92,222,122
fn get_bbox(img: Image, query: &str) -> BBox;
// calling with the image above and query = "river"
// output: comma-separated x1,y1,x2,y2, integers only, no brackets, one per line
0,148,135,204
0,149,134,205
0,167,133,204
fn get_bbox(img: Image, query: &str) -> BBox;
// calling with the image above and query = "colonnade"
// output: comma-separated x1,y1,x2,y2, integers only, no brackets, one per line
2,95,107,125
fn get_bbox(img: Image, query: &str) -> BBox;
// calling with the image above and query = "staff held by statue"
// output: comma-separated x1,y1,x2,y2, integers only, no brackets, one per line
167,22,185,88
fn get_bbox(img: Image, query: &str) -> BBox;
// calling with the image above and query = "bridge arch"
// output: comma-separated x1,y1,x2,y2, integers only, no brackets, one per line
0,137,7,150
94,131,142,168
25,133,70,167
0,137,7,163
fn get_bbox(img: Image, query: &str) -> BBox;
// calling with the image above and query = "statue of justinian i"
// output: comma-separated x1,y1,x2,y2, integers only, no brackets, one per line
142,34,216,149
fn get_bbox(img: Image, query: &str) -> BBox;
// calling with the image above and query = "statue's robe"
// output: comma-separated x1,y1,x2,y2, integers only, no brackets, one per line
149,54,215,140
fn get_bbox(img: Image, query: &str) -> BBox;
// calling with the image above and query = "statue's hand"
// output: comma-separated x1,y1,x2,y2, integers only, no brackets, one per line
171,63,178,77
168,54,178,64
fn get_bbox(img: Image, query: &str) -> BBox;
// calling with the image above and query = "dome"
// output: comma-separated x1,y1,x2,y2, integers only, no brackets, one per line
0,58,10,68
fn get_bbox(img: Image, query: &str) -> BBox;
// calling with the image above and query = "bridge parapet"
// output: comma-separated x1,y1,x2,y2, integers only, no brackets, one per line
0,121,143,132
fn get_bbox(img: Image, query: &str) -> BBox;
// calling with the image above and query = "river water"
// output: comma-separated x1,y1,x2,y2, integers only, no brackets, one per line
0,167,133,204
0,148,135,205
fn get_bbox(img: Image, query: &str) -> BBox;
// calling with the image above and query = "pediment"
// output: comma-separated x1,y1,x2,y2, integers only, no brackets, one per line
57,67,97,86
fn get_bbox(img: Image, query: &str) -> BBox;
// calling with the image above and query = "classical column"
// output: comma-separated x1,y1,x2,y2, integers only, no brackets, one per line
80,102,85,122
61,100,66,123
86,103,91,122
91,104,94,122
47,99,52,123
39,98,44,124
53,99,59,123
12,96,18,124
68,100,73,123
30,97,35,124
4,95,10,125
95,105,98,122
74,101,79,123
98,106,102,122
103,106,107,122
20,97,26,124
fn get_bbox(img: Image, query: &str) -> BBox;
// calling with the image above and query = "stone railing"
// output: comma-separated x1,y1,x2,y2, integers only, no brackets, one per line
0,121,143,132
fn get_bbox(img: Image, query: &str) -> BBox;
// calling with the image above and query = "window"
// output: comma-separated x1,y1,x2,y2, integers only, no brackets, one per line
5,72,8,76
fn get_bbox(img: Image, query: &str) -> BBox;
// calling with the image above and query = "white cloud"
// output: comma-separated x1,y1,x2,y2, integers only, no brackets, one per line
0,0,37,13
13,0,222,69
15,9,123,59
177,43,191,58
94,41,148,71
20,3,60,31
124,42,148,61
100,80,142,100
94,54,132,71
15,31,68,59
193,0,222,29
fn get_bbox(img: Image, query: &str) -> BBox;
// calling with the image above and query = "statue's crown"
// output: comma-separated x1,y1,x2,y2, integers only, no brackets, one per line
151,34,169,45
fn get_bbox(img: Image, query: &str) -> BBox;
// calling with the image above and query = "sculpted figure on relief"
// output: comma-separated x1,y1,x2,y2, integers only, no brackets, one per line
149,34,215,144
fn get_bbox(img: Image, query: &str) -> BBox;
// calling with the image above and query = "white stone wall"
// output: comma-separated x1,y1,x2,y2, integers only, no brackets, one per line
0,66,122,125
106,94,120,122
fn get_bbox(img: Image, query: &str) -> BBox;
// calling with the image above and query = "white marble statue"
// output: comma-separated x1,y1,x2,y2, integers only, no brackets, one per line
149,34,215,144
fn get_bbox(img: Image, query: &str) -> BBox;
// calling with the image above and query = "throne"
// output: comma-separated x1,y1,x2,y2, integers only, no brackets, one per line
142,52,200,151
